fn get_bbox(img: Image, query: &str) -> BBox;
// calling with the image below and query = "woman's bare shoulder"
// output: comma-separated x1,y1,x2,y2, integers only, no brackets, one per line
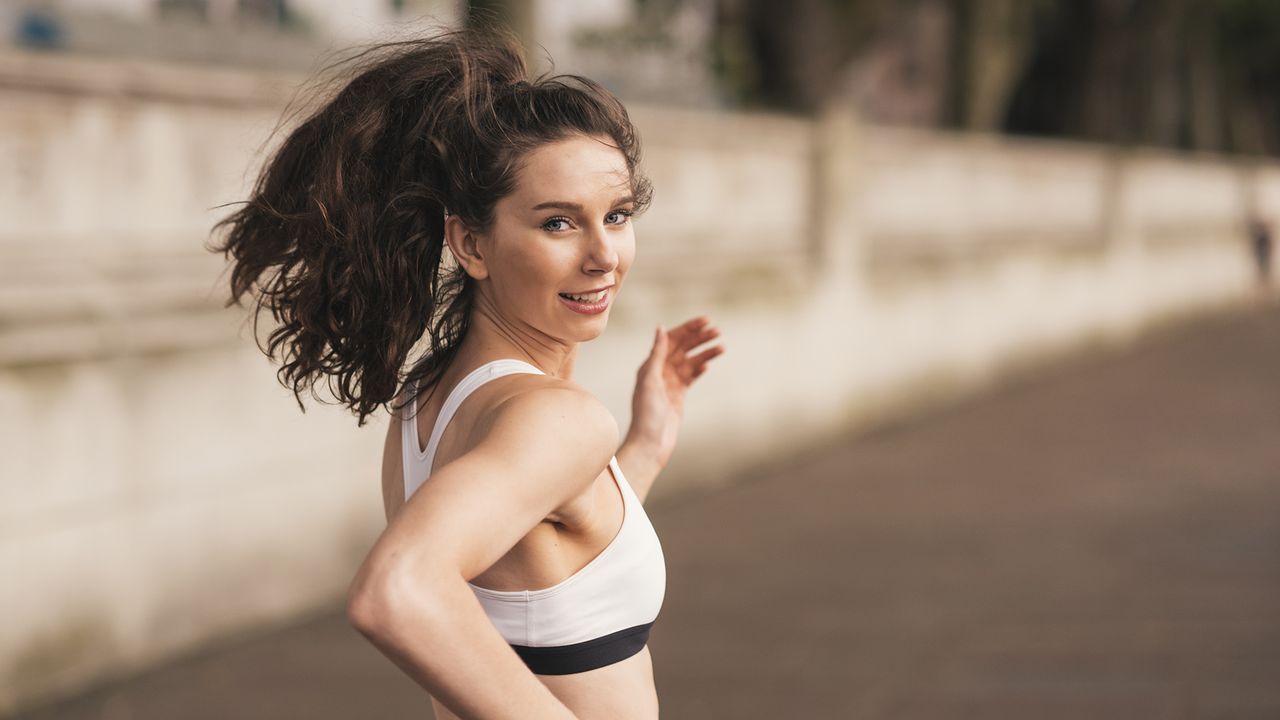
481,374,619,452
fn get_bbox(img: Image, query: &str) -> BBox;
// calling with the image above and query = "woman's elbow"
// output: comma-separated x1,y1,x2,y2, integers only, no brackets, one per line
346,578,388,636
346,558,446,637
346,561,412,637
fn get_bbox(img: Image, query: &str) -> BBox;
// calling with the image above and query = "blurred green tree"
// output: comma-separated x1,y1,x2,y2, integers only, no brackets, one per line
708,0,1280,156
1216,0,1280,154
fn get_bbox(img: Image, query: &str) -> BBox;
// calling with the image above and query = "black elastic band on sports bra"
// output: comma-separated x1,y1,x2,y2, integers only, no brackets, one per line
511,621,654,676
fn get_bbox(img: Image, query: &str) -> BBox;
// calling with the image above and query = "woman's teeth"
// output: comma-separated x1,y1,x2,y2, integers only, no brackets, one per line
560,289,606,303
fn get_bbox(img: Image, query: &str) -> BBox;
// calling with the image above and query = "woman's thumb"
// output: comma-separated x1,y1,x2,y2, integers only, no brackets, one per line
651,325,667,355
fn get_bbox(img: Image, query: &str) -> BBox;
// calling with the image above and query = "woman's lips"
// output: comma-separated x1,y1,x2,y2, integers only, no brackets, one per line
557,288,610,315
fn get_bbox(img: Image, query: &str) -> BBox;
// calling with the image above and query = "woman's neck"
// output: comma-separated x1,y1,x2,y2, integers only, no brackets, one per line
453,307,578,380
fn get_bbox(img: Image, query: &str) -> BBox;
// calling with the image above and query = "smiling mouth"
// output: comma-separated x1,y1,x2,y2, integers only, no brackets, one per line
558,287,610,303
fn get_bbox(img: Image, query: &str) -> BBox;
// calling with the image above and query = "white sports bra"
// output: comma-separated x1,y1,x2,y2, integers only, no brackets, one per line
401,358,667,675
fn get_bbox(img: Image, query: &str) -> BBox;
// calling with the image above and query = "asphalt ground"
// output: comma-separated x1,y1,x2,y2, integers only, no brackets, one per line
18,305,1280,719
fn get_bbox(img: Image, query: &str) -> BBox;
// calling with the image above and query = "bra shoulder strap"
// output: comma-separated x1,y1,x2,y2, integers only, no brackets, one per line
403,359,545,500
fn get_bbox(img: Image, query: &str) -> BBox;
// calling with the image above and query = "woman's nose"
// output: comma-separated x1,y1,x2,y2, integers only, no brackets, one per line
583,224,619,273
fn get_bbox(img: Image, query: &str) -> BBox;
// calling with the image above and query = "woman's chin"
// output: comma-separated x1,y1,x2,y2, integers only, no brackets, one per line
575,322,608,342
567,315,609,342
549,296,615,342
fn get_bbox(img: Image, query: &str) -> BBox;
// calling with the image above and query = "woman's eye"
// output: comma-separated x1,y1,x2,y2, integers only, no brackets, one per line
543,210,631,232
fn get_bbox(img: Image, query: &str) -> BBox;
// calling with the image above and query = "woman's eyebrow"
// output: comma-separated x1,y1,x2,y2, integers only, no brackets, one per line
530,195,635,212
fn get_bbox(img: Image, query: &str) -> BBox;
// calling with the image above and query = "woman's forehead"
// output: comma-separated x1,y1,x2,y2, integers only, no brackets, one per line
511,136,631,204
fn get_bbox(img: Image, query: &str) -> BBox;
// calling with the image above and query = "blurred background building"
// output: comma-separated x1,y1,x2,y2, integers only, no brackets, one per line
2,0,1278,716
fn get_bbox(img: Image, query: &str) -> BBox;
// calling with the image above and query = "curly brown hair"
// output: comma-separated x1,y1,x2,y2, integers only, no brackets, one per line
209,25,653,427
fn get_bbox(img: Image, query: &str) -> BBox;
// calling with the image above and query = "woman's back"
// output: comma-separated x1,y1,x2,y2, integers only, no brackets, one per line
381,359,662,718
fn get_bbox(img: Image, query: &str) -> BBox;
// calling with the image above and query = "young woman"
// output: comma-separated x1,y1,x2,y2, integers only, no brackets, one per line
211,26,724,719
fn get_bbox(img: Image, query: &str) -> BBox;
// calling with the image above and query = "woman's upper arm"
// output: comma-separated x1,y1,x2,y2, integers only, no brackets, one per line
357,385,620,595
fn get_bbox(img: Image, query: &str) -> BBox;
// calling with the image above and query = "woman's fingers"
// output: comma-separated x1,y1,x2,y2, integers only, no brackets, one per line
657,317,723,383
642,326,668,369
668,317,719,355
690,344,724,374
676,344,724,381
666,316,710,349
695,325,721,349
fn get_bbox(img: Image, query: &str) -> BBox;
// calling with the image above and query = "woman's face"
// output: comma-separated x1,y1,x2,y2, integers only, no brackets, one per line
466,133,637,344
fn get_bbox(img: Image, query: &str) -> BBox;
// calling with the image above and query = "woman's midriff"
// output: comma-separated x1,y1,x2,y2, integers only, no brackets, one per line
428,644,658,719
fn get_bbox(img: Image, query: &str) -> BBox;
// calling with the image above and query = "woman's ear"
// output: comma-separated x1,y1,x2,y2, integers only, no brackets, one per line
443,215,489,281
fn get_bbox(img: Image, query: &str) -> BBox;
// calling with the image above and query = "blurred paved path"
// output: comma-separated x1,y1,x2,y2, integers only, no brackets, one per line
19,308,1280,720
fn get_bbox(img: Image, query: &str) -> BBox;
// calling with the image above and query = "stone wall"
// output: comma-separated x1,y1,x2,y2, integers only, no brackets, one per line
1,48,1274,712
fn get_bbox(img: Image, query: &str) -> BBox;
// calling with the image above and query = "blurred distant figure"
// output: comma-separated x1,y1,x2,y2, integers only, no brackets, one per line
15,5,63,50
1248,216,1274,305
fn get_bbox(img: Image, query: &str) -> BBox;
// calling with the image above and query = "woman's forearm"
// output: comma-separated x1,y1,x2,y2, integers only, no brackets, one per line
348,569,577,720
616,434,664,504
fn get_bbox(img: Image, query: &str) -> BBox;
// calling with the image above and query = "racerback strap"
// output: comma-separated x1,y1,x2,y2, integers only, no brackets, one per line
402,358,545,500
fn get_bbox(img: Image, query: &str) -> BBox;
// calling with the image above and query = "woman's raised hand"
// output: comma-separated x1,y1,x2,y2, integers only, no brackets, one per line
627,315,725,470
